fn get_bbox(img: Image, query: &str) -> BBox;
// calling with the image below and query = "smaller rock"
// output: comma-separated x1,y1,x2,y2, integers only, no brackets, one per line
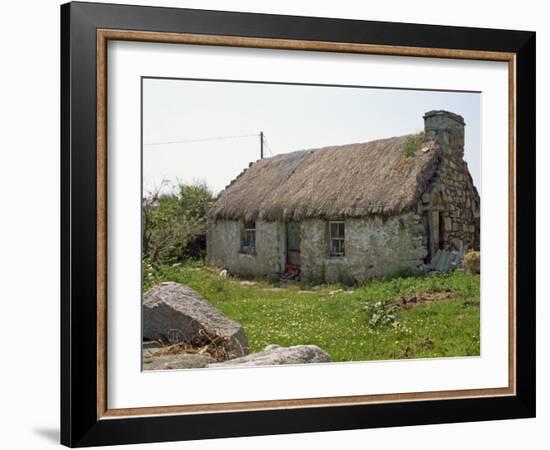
207,345,331,368
264,344,281,351
143,353,216,370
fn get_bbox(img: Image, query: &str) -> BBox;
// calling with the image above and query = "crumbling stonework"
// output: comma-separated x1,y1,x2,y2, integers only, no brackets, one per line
418,111,480,257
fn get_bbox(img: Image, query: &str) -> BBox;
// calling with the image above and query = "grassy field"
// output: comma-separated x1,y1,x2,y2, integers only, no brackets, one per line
144,261,480,362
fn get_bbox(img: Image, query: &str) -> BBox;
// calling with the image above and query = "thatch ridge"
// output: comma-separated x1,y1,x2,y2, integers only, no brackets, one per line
209,134,441,221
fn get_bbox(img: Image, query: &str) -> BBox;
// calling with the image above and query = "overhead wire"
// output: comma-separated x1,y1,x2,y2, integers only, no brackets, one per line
263,137,275,156
144,133,259,146
144,131,277,158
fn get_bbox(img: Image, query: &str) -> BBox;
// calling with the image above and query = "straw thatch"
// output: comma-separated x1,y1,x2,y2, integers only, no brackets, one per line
209,134,440,222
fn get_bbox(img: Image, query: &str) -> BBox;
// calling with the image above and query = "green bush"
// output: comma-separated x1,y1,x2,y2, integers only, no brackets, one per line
142,182,213,264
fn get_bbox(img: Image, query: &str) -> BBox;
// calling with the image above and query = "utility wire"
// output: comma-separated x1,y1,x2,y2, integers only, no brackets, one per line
263,138,275,156
144,133,259,146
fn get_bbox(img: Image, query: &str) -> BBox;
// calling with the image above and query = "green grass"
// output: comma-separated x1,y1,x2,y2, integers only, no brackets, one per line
143,261,480,362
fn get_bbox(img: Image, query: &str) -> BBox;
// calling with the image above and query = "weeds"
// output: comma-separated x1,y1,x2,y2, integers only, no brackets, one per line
403,134,421,157
364,300,399,329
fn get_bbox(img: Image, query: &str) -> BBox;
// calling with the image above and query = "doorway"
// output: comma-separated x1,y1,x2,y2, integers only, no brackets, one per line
286,222,301,266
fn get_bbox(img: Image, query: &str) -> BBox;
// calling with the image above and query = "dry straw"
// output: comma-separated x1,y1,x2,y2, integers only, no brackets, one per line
209,134,440,222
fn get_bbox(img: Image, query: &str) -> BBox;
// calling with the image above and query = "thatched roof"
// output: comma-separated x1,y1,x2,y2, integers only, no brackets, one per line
209,134,441,222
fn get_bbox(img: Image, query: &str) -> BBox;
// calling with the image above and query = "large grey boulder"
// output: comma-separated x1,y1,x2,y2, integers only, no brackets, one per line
143,282,248,357
207,344,331,368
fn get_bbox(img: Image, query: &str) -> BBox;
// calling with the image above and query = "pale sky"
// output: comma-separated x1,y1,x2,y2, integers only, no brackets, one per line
143,78,480,195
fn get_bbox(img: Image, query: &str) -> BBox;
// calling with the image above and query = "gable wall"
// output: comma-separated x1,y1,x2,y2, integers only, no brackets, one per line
419,149,480,254
421,112,480,253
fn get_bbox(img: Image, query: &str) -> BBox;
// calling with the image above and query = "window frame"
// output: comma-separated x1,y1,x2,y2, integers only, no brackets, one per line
240,220,257,255
328,220,346,257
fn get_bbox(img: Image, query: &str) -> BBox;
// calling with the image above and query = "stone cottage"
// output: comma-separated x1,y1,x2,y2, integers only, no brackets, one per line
207,110,480,284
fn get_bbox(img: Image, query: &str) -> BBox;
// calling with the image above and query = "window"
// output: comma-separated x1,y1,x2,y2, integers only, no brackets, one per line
329,221,345,256
241,221,256,254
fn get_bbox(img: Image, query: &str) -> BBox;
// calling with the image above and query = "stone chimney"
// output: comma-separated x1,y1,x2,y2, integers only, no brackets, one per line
423,110,465,157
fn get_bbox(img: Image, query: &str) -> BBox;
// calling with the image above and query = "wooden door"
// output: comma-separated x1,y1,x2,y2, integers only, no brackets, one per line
286,222,301,265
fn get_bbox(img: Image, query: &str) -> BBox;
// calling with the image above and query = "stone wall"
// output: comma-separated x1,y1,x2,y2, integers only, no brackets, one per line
426,158,480,251
207,215,427,284
206,220,283,278
420,111,480,254
300,214,427,285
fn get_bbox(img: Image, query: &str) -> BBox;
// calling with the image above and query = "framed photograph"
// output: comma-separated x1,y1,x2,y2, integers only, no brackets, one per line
61,2,535,447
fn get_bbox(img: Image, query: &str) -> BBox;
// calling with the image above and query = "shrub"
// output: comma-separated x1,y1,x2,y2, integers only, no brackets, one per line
364,300,399,329
462,251,480,274
142,182,213,264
